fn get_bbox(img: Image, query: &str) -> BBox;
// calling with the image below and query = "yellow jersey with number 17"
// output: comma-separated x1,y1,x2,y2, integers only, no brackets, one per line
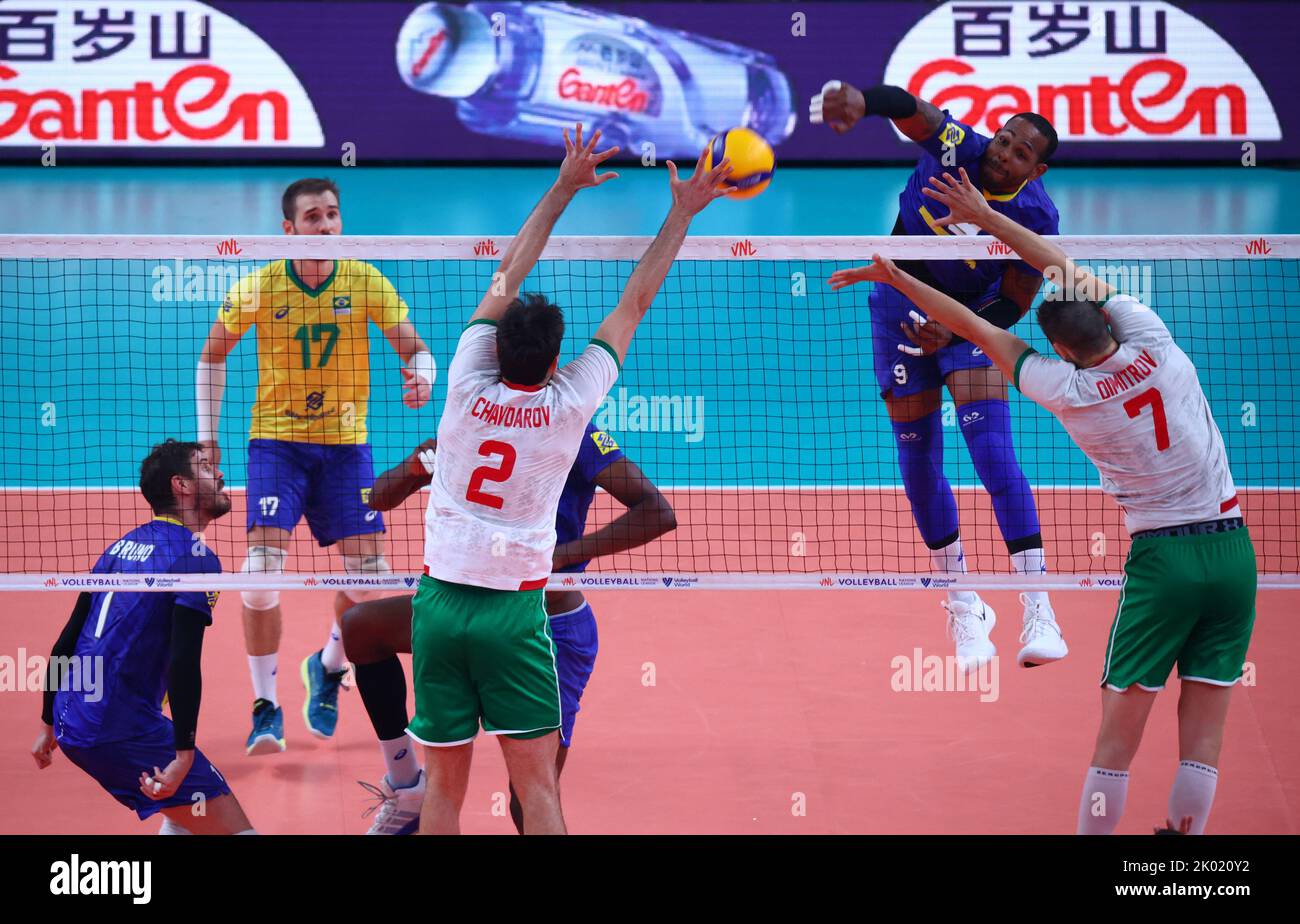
220,259,409,445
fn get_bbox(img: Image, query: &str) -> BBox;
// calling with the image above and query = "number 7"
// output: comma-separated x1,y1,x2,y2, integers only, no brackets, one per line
1123,388,1170,451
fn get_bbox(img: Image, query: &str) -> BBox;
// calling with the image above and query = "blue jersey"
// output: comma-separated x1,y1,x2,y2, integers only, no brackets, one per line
54,517,221,748
554,423,625,573
895,111,1060,303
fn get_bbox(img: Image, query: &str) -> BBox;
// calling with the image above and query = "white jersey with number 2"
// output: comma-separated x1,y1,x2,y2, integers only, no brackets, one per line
424,321,621,590
1014,294,1238,534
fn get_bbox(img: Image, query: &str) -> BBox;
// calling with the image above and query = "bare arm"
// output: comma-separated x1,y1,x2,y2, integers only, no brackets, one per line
815,82,945,142
830,256,1030,382
923,168,1116,303
195,319,244,465
593,151,732,364
382,319,431,363
470,124,619,326
369,438,436,511
552,458,677,570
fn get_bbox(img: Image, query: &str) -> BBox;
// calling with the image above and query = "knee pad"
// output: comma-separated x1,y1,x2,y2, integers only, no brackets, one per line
240,545,287,611
342,554,391,604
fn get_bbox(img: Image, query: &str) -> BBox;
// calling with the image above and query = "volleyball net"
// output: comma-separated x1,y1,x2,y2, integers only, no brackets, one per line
0,234,1295,591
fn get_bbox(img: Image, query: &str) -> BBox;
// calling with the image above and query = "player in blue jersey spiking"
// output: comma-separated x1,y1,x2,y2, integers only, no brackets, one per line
813,80,1068,671
32,439,256,834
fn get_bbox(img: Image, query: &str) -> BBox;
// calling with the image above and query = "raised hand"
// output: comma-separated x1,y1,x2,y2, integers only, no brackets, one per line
810,80,866,134
827,254,901,290
557,123,620,193
923,167,995,227
666,148,733,217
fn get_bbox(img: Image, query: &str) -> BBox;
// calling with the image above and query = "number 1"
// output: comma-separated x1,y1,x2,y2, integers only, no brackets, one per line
1124,387,1170,452
94,592,114,638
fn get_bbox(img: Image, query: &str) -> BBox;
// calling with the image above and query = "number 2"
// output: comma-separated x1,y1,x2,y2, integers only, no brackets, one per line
1124,387,1170,452
466,440,516,509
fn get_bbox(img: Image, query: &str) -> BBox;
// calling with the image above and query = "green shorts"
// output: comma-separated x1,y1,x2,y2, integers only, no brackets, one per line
1100,527,1257,692
408,575,561,745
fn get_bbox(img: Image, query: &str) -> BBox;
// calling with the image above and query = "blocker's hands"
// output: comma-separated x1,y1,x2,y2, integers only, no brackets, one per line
558,122,620,193
666,148,733,217
923,167,996,228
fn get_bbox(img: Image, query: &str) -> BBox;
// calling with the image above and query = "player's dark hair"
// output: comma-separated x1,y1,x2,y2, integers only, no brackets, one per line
140,439,202,514
1008,112,1059,162
1037,297,1114,361
282,178,340,221
497,293,565,385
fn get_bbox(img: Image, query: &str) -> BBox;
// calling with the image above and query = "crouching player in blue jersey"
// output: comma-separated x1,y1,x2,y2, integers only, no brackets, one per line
813,80,1067,670
31,440,256,834
340,424,675,834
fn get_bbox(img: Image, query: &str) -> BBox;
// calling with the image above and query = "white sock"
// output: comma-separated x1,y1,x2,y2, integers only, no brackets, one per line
249,654,278,707
932,538,978,605
159,817,192,835
381,735,420,789
1167,760,1218,834
321,621,347,673
1011,547,1050,607
1077,766,1129,834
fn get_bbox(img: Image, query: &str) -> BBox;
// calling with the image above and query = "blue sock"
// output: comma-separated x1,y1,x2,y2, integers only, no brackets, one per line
892,410,959,548
957,399,1041,551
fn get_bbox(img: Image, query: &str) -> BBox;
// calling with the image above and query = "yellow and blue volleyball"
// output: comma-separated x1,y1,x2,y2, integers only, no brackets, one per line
703,127,774,200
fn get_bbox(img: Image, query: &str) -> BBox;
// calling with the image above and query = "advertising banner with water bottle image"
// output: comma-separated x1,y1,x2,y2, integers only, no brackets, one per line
0,0,1293,163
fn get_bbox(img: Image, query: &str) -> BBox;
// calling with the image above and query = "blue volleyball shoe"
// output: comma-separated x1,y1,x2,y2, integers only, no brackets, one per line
301,650,347,738
246,698,286,756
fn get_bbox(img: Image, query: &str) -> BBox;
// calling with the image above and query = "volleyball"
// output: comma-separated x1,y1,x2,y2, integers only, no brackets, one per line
703,127,775,200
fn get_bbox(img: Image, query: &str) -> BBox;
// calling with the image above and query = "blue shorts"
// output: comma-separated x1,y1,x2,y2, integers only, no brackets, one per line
246,439,383,546
869,283,993,398
550,601,599,748
57,725,231,821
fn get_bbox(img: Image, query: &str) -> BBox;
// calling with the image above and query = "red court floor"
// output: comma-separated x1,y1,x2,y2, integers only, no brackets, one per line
3,588,1297,834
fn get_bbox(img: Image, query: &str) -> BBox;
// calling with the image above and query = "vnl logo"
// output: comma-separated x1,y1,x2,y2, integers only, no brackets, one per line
50,855,151,904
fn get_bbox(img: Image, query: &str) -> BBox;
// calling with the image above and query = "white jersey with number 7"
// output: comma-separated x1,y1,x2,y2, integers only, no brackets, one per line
423,321,621,590
1014,294,1238,534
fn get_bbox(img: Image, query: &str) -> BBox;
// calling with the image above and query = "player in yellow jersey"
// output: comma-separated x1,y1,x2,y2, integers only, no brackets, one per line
194,179,436,756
